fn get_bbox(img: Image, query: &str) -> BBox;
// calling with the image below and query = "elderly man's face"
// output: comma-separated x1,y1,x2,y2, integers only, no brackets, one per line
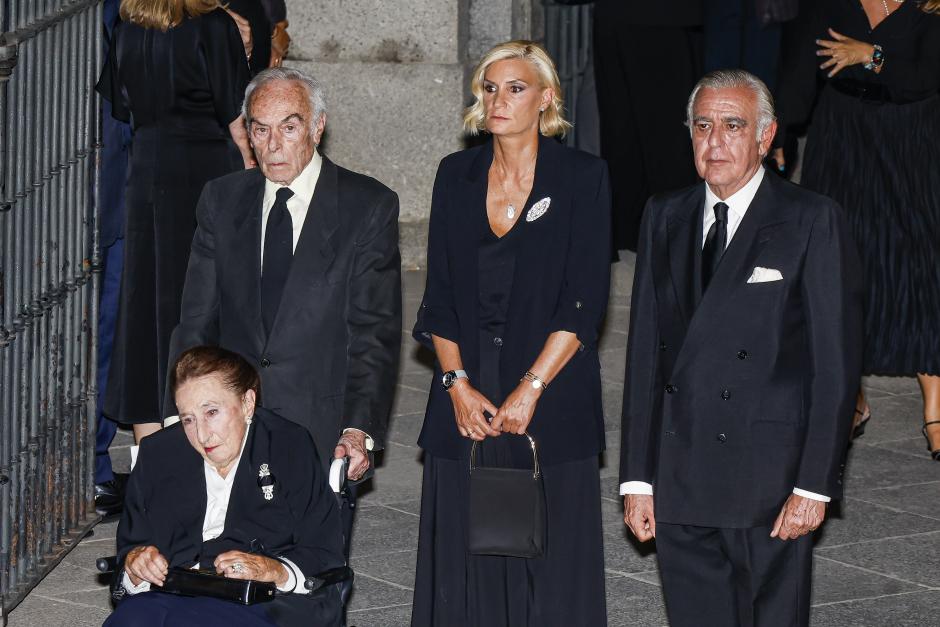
691,86,776,199
176,374,255,477
482,58,551,138
248,80,324,185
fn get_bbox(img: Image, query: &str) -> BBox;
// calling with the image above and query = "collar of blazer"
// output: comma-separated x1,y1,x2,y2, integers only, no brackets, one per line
229,158,341,343
667,173,789,376
450,134,567,334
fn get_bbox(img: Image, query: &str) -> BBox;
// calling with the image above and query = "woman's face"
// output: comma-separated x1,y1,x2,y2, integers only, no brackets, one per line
176,374,256,476
482,58,552,138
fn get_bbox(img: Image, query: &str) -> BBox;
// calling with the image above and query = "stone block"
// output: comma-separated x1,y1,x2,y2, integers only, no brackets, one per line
287,0,461,65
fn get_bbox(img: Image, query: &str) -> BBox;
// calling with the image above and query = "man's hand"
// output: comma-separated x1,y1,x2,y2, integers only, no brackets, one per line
624,494,656,542
124,545,168,587
335,429,370,481
771,494,826,540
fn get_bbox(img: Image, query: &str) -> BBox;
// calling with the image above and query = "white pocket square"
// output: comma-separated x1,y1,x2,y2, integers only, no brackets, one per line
746,267,783,283
525,197,551,222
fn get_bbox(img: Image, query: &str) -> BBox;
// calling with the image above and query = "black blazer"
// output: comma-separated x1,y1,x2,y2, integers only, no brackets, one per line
167,158,402,468
413,136,611,464
116,407,344,584
620,173,863,528
594,0,704,27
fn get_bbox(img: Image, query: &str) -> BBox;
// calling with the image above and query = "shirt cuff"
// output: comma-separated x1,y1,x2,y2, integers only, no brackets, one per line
619,481,654,496
792,487,831,503
276,556,308,594
342,428,374,451
121,571,152,595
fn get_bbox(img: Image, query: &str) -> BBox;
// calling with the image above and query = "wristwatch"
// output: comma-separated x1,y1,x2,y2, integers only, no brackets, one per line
442,369,468,390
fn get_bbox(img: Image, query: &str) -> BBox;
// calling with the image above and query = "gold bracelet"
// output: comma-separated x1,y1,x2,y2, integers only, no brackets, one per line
521,370,548,391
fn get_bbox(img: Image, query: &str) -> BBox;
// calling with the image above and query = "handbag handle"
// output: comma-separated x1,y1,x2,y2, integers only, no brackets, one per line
469,432,540,479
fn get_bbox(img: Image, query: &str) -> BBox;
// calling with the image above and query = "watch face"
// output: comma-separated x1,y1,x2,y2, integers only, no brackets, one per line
443,372,455,388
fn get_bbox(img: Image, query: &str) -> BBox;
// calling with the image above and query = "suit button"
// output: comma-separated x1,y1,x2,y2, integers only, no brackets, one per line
737,350,748,360
575,301,583,309
665,384,676,394
717,433,727,443
659,342,667,351
493,336,503,347
260,358,271,368
721,389,731,400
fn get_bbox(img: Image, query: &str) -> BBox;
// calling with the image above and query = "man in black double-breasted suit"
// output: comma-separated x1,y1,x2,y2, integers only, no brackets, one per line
168,67,401,544
619,69,863,626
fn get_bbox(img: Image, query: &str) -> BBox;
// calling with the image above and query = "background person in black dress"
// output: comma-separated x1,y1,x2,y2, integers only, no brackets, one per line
411,41,611,627
773,0,940,458
97,0,252,443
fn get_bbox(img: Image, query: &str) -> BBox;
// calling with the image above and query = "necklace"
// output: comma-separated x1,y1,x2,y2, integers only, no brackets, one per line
496,160,536,220
881,0,904,16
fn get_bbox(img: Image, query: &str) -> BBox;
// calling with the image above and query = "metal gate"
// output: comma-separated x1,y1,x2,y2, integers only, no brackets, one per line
0,0,102,619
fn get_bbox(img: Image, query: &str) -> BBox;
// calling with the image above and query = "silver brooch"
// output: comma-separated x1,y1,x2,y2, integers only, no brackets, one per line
526,197,551,222
258,463,276,501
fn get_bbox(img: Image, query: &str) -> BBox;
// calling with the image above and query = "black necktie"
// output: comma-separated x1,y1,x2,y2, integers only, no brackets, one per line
262,187,294,334
702,201,729,291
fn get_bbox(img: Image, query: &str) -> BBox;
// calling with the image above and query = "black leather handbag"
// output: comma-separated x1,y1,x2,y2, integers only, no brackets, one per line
467,432,546,558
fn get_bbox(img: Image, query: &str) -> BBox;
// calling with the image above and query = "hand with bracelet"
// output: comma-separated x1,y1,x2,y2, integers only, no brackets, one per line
816,28,883,77
491,330,581,435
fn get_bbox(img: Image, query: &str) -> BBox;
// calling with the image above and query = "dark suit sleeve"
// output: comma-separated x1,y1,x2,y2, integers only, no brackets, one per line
546,160,612,348
280,431,346,575
341,189,402,448
164,184,222,416
413,161,459,349
115,442,161,566
619,198,662,484
795,201,863,499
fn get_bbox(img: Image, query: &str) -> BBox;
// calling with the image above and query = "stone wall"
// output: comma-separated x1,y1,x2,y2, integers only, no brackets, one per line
286,0,539,268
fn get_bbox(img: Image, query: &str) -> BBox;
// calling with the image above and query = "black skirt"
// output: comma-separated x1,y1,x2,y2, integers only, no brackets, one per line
411,451,607,627
801,86,940,376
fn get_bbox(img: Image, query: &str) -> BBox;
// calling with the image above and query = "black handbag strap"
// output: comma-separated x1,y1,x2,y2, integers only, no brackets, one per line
469,432,540,479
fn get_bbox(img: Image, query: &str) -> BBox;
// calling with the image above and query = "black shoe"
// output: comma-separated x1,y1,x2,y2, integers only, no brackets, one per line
922,421,940,461
852,408,871,440
95,472,129,519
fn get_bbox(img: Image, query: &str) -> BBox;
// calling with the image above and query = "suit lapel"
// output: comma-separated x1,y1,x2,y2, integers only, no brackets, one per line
267,158,340,341
665,186,705,326
231,174,266,347
672,175,784,375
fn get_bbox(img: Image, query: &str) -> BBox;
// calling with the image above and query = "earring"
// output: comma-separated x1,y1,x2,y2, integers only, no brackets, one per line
245,415,253,425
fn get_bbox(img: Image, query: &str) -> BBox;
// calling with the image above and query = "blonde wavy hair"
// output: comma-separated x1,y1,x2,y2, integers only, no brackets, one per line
120,0,220,31
924,0,940,13
462,40,571,138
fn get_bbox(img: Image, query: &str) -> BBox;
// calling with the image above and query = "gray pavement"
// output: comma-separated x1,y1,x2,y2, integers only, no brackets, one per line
6,258,940,626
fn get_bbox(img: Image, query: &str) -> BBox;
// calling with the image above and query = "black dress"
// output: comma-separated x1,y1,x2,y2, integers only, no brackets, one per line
96,9,250,422
411,214,607,626
777,0,940,376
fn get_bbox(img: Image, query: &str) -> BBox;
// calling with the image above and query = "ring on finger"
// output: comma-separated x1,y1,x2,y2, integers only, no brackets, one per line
231,562,246,573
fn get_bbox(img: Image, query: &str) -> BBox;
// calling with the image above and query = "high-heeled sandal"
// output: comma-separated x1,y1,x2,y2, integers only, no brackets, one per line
852,407,871,440
922,420,940,461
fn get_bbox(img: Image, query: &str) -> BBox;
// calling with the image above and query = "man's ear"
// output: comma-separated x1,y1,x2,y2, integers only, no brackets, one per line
760,119,778,156
312,113,326,145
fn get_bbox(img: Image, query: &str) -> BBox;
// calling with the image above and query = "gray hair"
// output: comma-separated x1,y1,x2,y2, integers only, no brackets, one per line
242,67,327,130
685,69,776,141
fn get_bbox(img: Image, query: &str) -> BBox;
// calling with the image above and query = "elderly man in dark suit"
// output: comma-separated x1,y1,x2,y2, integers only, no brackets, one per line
168,67,401,546
619,69,862,627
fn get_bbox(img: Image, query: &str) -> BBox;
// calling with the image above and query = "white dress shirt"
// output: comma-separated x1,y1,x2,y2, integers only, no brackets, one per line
260,150,323,266
620,167,830,504
123,426,308,595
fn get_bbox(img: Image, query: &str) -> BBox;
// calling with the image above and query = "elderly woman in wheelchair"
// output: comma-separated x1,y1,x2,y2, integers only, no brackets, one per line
103,346,348,627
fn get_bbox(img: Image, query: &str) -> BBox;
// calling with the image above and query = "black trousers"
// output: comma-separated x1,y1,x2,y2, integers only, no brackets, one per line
656,522,813,627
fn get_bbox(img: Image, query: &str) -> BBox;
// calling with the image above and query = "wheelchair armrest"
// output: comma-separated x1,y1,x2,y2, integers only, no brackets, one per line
304,565,353,593
97,555,119,574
